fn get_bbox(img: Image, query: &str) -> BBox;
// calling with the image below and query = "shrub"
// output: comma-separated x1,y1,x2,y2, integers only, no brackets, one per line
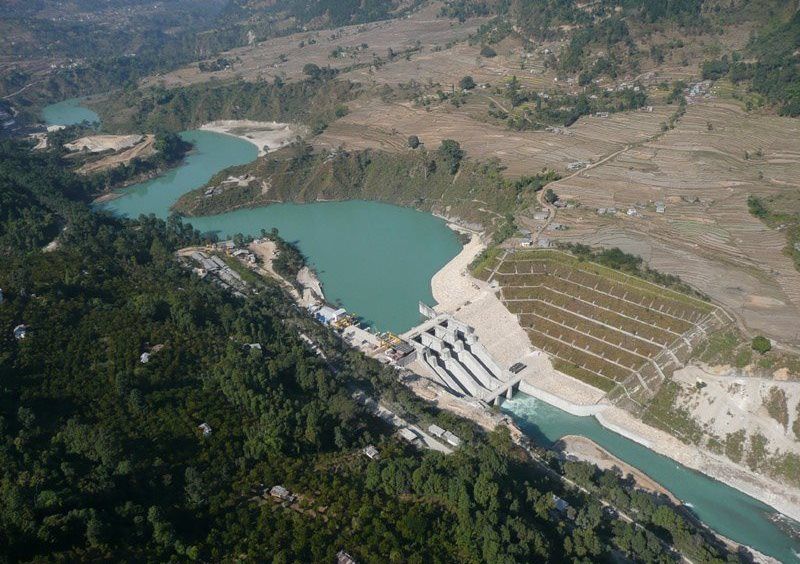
480,45,497,58
752,335,771,354
459,76,476,90
437,139,464,174
407,135,420,149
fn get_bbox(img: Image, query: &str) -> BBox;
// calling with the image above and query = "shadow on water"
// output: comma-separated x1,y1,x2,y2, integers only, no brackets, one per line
512,416,554,448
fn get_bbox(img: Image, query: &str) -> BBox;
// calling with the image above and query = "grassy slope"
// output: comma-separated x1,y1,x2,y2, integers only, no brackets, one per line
173,145,533,228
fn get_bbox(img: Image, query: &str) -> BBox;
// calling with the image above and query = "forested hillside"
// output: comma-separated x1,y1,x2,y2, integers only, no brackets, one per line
172,142,557,228
703,9,800,115
0,142,744,561
94,74,356,134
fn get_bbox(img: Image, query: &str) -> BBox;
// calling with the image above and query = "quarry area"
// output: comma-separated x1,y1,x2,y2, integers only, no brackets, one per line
199,120,305,155
63,134,157,174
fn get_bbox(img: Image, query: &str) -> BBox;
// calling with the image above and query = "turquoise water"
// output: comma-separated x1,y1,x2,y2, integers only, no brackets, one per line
45,100,800,561
502,394,800,562
41,97,100,126
99,130,461,332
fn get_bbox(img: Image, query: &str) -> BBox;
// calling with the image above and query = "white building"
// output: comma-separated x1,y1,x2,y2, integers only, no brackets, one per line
13,324,27,340
270,485,296,502
314,306,347,325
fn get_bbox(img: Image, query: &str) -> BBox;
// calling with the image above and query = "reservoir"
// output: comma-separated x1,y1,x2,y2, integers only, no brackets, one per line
42,97,100,126
44,101,800,562
99,130,461,333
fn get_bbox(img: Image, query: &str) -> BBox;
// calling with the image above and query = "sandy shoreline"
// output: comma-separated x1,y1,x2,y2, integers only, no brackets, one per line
428,229,800,525
199,120,304,156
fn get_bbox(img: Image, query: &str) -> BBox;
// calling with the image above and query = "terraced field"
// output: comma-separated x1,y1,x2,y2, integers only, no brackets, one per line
478,249,731,405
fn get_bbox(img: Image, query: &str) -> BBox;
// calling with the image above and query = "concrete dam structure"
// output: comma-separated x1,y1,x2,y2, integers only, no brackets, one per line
406,308,520,405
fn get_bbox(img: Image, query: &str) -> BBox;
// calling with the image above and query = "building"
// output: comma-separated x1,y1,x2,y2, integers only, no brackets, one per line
532,211,550,221
313,305,348,325
427,424,461,447
655,201,666,214
552,494,572,517
363,445,380,460
140,352,150,363
198,422,212,436
537,238,551,248
233,249,257,263
442,431,461,447
336,550,357,564
384,342,416,366
13,324,27,340
399,428,418,443
215,240,236,253
270,485,296,502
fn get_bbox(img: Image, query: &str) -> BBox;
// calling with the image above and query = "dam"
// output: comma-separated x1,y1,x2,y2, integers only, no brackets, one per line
404,304,521,405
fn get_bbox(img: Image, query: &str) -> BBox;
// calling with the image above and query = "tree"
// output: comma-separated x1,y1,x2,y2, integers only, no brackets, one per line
437,139,464,174
303,63,321,78
544,188,558,204
480,46,497,58
459,76,476,90
752,335,771,354
407,135,420,149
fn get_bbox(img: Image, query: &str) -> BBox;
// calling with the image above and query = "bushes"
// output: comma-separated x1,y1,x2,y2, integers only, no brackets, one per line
752,335,772,354
747,195,768,218
437,139,464,174
459,75,476,90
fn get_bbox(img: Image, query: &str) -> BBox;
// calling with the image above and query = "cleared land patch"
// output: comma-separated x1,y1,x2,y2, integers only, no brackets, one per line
478,249,730,405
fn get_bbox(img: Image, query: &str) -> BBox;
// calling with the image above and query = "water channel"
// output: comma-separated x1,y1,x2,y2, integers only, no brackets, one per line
44,99,800,562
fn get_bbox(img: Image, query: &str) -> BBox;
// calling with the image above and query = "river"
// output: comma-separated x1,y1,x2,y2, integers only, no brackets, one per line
44,99,800,562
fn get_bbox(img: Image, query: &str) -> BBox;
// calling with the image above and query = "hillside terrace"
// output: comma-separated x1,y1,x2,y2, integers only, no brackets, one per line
476,249,731,406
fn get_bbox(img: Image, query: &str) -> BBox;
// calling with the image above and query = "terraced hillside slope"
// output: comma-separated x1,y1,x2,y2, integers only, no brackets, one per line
476,249,731,408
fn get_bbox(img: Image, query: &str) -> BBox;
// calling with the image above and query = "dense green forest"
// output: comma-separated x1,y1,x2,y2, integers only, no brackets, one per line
0,141,748,562
94,76,356,134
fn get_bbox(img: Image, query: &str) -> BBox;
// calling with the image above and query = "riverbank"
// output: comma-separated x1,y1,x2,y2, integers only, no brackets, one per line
199,120,303,156
596,406,800,523
554,434,679,503
90,156,191,204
